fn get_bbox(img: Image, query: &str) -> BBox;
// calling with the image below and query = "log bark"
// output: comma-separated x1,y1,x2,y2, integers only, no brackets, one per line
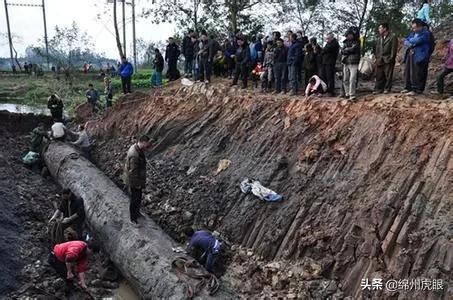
43,142,235,299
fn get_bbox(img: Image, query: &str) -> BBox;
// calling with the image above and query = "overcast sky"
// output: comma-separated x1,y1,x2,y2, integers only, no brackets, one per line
0,0,175,59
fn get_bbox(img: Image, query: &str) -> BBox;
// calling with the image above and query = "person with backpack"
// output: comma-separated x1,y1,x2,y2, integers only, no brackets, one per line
374,23,398,94
340,28,361,100
165,37,180,81
402,19,431,95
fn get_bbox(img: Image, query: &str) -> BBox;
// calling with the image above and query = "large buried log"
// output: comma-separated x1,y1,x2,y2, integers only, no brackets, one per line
43,142,235,299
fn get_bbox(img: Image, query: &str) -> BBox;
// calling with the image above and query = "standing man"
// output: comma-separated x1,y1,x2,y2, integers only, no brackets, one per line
340,29,361,100
401,19,431,95
287,33,303,95
182,29,195,77
273,38,288,94
165,37,181,82
124,135,152,226
47,94,64,122
85,84,99,113
432,39,453,97
49,188,86,239
198,31,215,84
320,33,340,96
374,23,398,94
119,56,134,94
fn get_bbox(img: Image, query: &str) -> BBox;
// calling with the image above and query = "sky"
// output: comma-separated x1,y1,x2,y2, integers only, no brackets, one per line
0,0,175,59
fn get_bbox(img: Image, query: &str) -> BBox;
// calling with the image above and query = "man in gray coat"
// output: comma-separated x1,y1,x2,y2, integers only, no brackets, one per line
374,23,398,94
124,135,152,225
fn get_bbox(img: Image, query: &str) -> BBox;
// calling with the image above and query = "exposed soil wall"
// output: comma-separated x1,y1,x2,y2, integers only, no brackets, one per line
89,83,452,299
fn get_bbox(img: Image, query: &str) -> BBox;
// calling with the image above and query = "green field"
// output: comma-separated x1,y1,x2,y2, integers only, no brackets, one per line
0,68,159,114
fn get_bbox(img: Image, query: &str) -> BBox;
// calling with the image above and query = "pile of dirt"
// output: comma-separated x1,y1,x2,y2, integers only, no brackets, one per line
0,112,122,299
89,82,452,299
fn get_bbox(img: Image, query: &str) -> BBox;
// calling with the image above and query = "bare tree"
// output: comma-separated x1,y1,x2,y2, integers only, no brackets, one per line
113,0,124,58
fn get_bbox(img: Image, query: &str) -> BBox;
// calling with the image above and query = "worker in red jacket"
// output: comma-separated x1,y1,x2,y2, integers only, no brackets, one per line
48,240,99,293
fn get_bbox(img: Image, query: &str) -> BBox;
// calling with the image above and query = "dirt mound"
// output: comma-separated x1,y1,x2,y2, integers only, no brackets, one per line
89,82,452,299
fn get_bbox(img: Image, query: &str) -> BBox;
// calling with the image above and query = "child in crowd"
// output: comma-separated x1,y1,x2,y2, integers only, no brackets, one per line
251,62,265,89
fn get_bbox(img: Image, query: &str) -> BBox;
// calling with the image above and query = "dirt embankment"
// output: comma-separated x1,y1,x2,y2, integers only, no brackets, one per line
89,83,452,299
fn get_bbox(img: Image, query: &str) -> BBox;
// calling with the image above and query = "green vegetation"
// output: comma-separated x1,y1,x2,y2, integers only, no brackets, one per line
0,71,155,115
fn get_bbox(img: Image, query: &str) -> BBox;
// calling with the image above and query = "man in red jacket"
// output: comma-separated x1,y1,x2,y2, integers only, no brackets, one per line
48,240,99,293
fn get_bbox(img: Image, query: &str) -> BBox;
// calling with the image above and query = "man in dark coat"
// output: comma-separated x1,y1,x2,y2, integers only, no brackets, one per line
123,135,152,225
165,37,180,81
152,48,164,87
198,31,215,83
182,29,195,77
49,189,86,238
287,33,303,95
47,94,64,121
273,38,288,94
374,23,398,94
320,33,340,96
231,36,250,89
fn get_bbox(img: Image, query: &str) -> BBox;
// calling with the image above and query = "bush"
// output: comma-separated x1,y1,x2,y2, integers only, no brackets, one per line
111,78,152,90
132,69,152,80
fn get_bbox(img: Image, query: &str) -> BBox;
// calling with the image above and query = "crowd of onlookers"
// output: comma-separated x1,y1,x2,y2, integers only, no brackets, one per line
141,0,450,100
155,18,451,101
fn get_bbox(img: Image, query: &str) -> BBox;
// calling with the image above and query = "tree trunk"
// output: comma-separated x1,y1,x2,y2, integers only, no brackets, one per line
113,0,124,59
43,142,236,299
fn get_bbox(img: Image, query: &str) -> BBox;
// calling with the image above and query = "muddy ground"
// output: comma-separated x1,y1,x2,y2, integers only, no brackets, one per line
88,80,452,299
0,111,122,299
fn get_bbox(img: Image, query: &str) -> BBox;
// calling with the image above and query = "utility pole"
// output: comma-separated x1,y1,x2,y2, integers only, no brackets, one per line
42,0,49,69
132,0,137,70
122,0,126,57
3,0,15,70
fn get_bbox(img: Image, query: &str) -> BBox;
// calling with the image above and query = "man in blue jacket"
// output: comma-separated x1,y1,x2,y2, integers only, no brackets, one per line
287,33,303,95
402,19,431,95
118,56,134,94
184,228,223,273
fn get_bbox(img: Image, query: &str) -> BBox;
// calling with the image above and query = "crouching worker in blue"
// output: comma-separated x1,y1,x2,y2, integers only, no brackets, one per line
184,228,223,273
